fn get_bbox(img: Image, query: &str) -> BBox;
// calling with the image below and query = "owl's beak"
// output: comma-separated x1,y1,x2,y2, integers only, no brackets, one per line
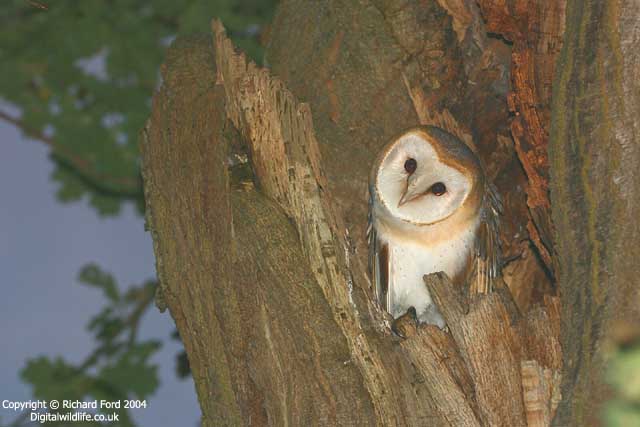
398,176,423,207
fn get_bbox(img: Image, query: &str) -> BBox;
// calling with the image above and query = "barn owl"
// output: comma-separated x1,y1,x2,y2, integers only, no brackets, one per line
367,126,501,330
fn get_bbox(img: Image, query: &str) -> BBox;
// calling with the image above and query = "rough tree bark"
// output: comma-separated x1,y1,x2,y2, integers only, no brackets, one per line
550,0,640,425
139,0,638,425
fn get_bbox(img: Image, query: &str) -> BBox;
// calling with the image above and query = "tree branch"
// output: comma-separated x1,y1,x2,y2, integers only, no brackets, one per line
0,109,142,197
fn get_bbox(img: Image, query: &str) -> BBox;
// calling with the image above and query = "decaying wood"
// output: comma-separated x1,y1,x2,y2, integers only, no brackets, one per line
521,361,561,427
401,326,481,427
476,0,567,273
502,243,554,313
141,18,563,425
426,275,562,426
405,275,563,427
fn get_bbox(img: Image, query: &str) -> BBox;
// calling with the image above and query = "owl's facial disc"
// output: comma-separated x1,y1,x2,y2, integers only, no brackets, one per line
376,131,476,225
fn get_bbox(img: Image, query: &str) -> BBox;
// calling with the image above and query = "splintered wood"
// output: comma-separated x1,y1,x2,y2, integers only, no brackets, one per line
212,20,402,423
521,361,561,427
401,274,561,427
402,327,482,427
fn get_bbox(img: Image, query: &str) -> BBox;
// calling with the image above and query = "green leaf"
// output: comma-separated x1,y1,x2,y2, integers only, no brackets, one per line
21,356,90,402
97,341,161,399
604,400,640,427
78,263,119,301
0,0,277,217
607,345,640,401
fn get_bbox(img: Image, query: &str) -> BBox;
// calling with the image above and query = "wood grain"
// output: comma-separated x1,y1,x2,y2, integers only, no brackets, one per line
476,0,567,274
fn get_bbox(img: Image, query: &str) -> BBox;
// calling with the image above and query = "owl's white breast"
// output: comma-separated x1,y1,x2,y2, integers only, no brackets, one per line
375,216,479,324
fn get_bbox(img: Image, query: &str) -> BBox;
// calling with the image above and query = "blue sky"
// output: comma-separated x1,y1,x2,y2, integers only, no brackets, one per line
0,119,200,426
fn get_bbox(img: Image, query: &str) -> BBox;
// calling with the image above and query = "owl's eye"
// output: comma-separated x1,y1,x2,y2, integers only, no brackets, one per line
404,158,417,174
430,182,446,196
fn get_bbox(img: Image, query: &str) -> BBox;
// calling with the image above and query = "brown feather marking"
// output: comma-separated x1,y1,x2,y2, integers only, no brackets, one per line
379,243,389,310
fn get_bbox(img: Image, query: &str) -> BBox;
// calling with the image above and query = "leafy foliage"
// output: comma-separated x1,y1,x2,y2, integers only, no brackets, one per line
19,265,159,427
605,339,640,426
0,0,276,216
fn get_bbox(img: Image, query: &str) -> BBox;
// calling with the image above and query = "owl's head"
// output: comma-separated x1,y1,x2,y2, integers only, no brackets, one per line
371,126,484,226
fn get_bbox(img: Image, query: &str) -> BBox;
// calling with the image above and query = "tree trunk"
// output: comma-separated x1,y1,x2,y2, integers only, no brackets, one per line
549,0,640,425
140,0,638,425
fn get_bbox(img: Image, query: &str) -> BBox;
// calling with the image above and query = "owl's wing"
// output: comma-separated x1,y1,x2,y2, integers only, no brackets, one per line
367,190,390,312
471,181,502,294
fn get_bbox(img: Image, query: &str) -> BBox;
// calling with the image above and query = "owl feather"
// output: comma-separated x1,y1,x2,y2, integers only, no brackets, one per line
367,125,502,326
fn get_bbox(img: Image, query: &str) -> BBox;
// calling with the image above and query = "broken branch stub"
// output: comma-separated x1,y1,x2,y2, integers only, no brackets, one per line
211,19,406,424
425,273,562,427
